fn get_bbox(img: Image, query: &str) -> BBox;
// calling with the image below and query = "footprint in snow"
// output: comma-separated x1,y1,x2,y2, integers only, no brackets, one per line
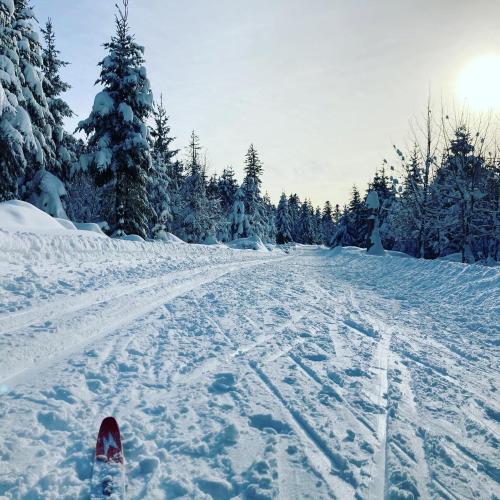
208,373,237,394
249,414,292,435
37,410,69,431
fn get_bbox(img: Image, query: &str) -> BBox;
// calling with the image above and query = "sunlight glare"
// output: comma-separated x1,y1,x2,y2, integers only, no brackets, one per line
456,54,500,111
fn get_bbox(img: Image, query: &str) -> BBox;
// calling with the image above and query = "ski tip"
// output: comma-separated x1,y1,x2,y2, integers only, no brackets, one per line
100,416,119,427
96,416,124,463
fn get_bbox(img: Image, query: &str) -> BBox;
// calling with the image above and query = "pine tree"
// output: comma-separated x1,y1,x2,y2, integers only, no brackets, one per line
148,97,178,239
333,203,341,224
227,187,250,240
14,0,56,185
276,192,292,244
262,192,276,243
298,200,314,244
321,200,335,244
242,144,265,238
288,193,301,241
244,144,263,183
77,0,154,238
179,131,217,242
0,0,27,200
331,186,366,247
40,18,75,181
0,0,61,203
431,125,489,263
217,167,238,215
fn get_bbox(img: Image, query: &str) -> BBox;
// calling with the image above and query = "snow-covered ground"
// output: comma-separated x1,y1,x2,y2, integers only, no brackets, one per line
0,207,499,498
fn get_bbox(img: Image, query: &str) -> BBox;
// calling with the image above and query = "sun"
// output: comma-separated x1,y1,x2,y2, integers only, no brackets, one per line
456,54,500,111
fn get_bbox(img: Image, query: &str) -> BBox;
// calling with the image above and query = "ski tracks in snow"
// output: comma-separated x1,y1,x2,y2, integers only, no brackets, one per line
0,246,498,499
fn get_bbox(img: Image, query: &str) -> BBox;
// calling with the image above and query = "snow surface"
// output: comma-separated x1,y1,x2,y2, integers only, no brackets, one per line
0,200,69,232
226,235,268,252
0,228,498,498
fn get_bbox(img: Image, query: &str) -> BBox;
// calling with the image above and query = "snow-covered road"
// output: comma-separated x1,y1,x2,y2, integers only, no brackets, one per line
0,234,498,499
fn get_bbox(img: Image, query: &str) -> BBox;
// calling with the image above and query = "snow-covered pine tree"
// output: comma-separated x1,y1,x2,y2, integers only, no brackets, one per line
333,203,341,224
288,193,301,241
1,0,71,216
206,173,225,240
242,144,266,238
430,125,489,263
276,192,292,244
297,199,314,244
262,192,276,243
482,156,499,262
77,0,154,238
0,0,62,204
330,186,366,247
330,205,349,247
0,0,28,201
227,186,250,240
321,201,335,245
14,0,56,187
40,18,75,181
217,166,238,215
179,131,217,242
312,206,322,244
148,96,178,239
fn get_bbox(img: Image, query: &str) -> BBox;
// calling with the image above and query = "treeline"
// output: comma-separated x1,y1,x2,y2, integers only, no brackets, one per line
333,107,499,264
0,1,498,263
0,0,337,245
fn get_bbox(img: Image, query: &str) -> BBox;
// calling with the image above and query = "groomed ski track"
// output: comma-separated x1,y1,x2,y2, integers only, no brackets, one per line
0,239,498,499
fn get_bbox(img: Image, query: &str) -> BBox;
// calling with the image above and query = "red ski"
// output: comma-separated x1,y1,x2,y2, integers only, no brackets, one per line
91,417,126,498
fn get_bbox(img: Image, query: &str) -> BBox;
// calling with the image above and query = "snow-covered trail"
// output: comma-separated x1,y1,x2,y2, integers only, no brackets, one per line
0,241,498,499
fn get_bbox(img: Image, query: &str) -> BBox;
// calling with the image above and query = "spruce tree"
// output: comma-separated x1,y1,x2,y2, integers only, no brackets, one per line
0,0,59,202
227,187,250,240
217,167,238,215
298,200,314,244
262,192,276,243
41,18,74,181
148,96,178,239
14,0,56,185
321,201,335,244
242,144,265,238
78,0,154,238
288,193,301,241
431,125,488,263
276,192,292,244
179,131,217,242
0,0,69,214
0,0,26,200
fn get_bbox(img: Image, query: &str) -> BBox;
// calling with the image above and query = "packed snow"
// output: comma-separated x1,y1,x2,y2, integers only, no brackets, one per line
0,205,499,499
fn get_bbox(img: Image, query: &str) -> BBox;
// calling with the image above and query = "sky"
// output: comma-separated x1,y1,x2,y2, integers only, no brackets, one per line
34,0,500,207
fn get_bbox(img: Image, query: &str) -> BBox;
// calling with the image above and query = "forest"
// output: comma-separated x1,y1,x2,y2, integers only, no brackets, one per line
1,0,499,264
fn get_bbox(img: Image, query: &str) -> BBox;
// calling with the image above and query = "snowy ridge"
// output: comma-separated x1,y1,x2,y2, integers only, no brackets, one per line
0,238,498,498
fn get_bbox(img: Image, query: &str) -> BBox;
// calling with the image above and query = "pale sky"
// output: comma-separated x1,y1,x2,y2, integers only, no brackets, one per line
35,0,500,207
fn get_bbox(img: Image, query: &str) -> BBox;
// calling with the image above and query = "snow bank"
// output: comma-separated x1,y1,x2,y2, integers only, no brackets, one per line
226,236,268,252
0,202,285,269
120,234,145,242
0,200,68,232
28,171,68,220
329,246,499,310
73,222,106,236
154,230,184,244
